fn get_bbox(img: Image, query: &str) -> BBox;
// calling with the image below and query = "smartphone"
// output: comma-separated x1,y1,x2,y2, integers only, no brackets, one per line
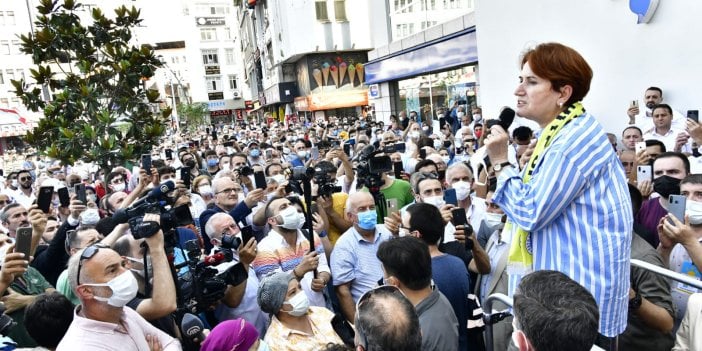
223,141,234,148
419,148,427,160
668,195,686,224
254,170,267,190
393,161,403,179
141,154,152,171
347,138,356,146
451,207,468,227
688,110,699,123
15,227,33,258
637,165,652,184
310,147,319,160
265,149,273,158
386,198,399,216
343,144,351,156
443,140,452,148
0,169,3,177
444,188,458,206
394,142,406,153
180,167,191,189
37,186,54,213
75,183,87,204
165,149,173,160
631,100,638,108
58,187,70,207
635,141,647,154
240,225,255,245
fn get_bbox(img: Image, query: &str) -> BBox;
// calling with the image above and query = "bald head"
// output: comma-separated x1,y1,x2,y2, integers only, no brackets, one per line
356,289,421,351
346,191,375,216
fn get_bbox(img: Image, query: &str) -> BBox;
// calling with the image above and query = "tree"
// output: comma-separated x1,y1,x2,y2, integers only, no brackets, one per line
177,102,210,133
13,0,170,171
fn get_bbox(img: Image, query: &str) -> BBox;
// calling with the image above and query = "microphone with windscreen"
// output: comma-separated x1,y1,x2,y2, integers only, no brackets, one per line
180,313,205,343
485,107,516,132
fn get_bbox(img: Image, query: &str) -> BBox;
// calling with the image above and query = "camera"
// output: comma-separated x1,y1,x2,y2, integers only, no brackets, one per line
314,171,342,198
128,204,194,240
284,166,314,195
236,166,253,177
355,144,401,192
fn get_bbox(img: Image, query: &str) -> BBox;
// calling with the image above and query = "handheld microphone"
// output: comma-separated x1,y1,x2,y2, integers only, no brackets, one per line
180,313,205,342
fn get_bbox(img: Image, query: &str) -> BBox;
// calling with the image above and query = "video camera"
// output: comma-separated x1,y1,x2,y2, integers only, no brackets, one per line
313,166,342,198
176,239,249,315
355,143,405,192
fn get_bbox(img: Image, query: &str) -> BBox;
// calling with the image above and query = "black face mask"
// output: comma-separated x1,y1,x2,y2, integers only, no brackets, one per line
653,175,681,199
185,160,196,168
438,169,446,180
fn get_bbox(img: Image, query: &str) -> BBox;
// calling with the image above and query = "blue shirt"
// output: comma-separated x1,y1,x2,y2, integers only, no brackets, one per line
330,225,392,303
493,112,633,337
432,254,470,351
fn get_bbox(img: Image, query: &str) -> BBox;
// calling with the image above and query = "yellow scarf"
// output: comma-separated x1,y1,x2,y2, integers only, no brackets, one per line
507,102,585,271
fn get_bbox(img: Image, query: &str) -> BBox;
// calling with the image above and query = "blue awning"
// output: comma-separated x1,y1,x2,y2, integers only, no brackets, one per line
364,27,478,84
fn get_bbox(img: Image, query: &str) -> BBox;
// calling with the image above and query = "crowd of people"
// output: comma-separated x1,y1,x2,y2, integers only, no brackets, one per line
0,42,698,351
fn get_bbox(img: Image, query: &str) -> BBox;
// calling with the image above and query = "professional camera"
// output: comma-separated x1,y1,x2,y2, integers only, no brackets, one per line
236,165,254,177
355,144,404,192
128,204,194,240
284,166,314,195
176,240,249,314
313,165,342,198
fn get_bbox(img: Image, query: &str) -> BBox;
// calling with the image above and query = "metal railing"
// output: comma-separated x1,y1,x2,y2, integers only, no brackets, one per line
482,260,702,351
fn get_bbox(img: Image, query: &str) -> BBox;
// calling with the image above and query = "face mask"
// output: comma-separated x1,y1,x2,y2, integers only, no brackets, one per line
457,112,465,119
438,114,444,118
357,209,377,230
87,270,139,307
257,339,271,351
473,114,482,122
653,175,681,199
684,199,702,225
441,156,450,164
10,180,17,188
475,130,483,139
452,181,471,201
207,159,219,167
185,160,197,168
484,212,505,229
297,151,308,160
88,194,97,203
410,131,420,139
422,126,430,132
277,206,303,230
250,149,261,158
80,208,100,226
112,183,126,192
284,291,310,316
152,155,161,161
423,195,445,209
437,169,446,180
198,185,213,196
271,174,286,184
433,139,442,149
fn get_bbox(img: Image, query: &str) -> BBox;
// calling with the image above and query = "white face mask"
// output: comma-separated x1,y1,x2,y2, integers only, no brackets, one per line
441,156,450,164
277,206,304,230
86,270,139,307
284,291,310,316
686,199,702,225
473,113,482,122
271,174,286,184
423,195,445,209
410,131,420,139
198,184,213,196
457,112,465,119
452,181,471,201
296,151,308,160
80,208,100,226
484,212,505,229
10,180,18,188
112,183,126,192
433,139,442,150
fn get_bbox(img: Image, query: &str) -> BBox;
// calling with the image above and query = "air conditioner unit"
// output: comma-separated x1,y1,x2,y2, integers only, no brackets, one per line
232,90,241,99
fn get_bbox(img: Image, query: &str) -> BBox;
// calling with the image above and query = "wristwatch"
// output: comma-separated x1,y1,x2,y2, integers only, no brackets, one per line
629,290,642,311
493,161,512,172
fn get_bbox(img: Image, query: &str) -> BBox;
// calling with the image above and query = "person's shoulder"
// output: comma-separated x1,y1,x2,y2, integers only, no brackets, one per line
433,253,467,269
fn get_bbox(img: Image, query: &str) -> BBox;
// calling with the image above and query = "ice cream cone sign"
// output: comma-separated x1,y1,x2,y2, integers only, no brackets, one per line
312,68,323,89
321,62,330,86
356,63,364,86
330,65,339,88
339,62,347,86
348,64,356,87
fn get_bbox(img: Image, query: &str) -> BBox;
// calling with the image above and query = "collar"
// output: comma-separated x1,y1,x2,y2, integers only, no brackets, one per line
73,305,128,334
267,228,305,247
651,128,675,137
351,226,382,244
272,308,317,337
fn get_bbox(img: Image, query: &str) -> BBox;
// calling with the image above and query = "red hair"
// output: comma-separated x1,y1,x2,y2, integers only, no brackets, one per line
521,43,593,106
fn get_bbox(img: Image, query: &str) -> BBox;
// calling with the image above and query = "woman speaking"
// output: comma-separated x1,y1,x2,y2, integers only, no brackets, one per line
485,43,632,350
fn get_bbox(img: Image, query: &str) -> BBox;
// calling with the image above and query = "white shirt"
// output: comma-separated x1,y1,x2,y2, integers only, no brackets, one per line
643,128,691,153
634,108,687,134
668,239,702,322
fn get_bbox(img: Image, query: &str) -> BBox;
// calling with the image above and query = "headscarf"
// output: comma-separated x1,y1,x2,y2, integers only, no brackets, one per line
200,318,259,351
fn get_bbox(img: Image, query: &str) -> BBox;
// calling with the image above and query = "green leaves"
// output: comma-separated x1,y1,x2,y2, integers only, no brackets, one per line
14,0,166,171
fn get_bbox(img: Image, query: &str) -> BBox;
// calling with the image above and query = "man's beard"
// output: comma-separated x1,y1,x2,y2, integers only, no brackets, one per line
646,101,657,109
20,183,32,190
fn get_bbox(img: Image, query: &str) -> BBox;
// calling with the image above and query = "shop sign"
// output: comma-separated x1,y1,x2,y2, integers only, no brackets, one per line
208,92,224,101
210,109,233,117
196,17,226,26
236,110,244,120
244,100,254,110
368,84,380,99
205,65,220,75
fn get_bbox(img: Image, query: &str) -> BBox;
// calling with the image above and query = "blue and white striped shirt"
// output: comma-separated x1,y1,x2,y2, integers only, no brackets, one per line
493,112,632,337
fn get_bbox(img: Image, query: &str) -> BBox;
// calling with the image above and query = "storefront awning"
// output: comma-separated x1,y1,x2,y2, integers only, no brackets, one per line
364,27,478,85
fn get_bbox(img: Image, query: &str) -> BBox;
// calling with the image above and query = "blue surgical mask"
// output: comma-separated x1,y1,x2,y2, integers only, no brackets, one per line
357,210,377,230
207,159,219,167
250,149,261,158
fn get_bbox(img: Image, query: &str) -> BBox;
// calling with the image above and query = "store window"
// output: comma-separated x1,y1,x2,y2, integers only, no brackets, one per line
315,0,329,22
398,65,478,120
200,28,217,41
202,49,219,65
206,76,222,92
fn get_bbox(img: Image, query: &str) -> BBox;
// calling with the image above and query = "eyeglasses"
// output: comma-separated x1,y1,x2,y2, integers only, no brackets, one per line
216,188,241,195
77,245,100,286
355,285,403,349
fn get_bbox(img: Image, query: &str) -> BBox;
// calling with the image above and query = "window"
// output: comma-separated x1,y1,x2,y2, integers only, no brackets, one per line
0,71,4,84
0,98,8,107
225,48,235,65
224,27,232,40
228,75,237,90
11,40,20,55
6,11,14,26
200,28,217,41
17,69,25,82
334,0,347,21
409,23,414,35
201,49,219,64
0,41,9,55
206,76,221,92
0,12,4,26
210,6,229,15
5,70,13,82
10,98,19,109
315,0,329,22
